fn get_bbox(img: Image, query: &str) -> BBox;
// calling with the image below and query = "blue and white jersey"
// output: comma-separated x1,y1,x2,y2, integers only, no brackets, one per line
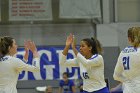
0,55,40,93
59,79,75,93
60,53,106,92
113,46,140,93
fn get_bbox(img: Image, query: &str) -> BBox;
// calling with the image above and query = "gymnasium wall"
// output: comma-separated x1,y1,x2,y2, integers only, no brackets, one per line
0,23,140,93
0,24,95,46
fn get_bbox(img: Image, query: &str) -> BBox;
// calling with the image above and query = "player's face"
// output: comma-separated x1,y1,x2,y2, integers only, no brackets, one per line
80,41,91,57
9,39,18,55
63,74,68,82
128,37,133,46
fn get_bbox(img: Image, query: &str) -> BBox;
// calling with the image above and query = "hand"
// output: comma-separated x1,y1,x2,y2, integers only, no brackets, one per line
23,40,29,62
71,35,76,49
26,40,37,53
62,33,73,56
71,35,78,56
25,40,39,58
66,33,73,46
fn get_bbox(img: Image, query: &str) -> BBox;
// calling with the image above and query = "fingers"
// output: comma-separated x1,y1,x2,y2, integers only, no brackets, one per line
24,40,39,58
24,40,37,52
24,40,29,51
69,33,73,40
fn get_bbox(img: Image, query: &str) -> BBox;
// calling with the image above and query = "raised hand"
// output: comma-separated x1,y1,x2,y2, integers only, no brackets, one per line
26,40,39,58
71,35,78,56
62,33,73,56
71,35,76,49
23,40,29,62
28,40,37,52
66,33,73,46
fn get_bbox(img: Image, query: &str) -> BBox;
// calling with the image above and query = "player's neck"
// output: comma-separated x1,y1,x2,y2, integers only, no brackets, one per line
64,80,69,84
85,53,93,59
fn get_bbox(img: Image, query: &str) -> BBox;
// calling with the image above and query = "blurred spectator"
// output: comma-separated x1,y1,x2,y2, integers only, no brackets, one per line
59,72,76,93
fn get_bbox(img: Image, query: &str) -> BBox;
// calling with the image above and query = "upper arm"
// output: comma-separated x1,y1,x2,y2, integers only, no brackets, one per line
59,53,79,67
77,53,102,67
72,86,76,93
114,55,123,76
58,87,63,93
13,57,40,72
71,81,76,93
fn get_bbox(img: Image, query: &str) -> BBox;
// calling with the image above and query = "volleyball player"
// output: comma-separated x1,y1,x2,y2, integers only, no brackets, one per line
0,36,40,93
113,27,140,93
60,34,109,93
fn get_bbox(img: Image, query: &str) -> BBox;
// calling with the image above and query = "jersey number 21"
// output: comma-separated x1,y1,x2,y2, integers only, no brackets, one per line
123,56,130,70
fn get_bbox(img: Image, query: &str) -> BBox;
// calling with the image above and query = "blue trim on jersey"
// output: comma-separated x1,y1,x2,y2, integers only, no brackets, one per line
89,54,98,60
127,46,133,48
128,46,137,51
0,56,9,62
122,46,137,53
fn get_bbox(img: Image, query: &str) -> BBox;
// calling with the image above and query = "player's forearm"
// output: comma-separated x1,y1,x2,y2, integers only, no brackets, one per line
23,52,28,62
33,51,39,58
72,47,78,56
72,86,76,93
62,45,70,56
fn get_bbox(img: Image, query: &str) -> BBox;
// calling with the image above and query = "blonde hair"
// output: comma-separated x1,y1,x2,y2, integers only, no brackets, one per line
128,27,140,47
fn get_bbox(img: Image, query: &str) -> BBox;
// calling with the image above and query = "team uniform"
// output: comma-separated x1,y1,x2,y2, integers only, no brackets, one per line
60,53,109,93
113,46,140,93
0,55,40,93
59,79,75,93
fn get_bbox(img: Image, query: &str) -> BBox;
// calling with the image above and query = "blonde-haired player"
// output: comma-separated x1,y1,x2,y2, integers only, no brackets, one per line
113,27,140,93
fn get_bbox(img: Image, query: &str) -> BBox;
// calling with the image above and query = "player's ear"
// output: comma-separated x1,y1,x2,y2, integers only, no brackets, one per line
128,37,132,43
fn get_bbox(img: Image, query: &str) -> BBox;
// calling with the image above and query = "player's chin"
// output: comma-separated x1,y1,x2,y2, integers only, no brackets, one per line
80,51,84,55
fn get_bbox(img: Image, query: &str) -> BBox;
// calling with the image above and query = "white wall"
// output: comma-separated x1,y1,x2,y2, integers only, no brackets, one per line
116,0,140,22
97,23,140,50
97,24,118,47
0,23,95,46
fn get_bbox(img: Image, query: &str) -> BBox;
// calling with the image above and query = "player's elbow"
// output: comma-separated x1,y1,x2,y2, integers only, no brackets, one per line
113,72,122,82
113,73,117,80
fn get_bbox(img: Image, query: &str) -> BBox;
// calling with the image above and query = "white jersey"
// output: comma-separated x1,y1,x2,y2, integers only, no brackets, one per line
113,46,140,93
0,55,40,93
60,53,106,92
